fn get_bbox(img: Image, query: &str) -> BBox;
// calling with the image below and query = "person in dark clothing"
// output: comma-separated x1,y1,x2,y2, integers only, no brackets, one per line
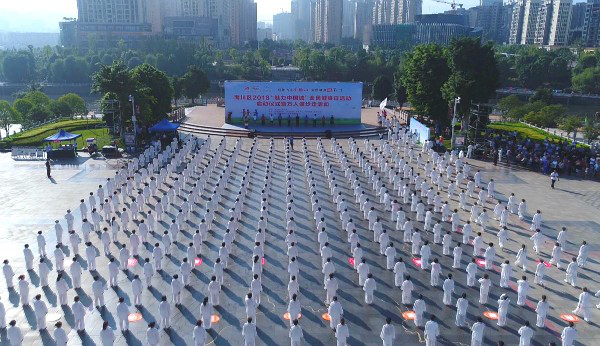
45,159,51,178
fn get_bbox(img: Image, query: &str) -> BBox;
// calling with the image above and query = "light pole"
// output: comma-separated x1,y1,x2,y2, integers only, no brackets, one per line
129,95,137,141
451,96,461,150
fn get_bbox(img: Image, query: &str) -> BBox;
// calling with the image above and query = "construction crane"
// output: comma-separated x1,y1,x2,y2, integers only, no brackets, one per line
430,0,464,11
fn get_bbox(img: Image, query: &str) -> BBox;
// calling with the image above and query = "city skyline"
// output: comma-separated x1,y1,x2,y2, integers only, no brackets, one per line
0,0,549,33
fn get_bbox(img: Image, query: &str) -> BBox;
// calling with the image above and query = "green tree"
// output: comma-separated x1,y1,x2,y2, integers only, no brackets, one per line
92,61,135,126
524,104,565,128
508,101,545,121
130,63,174,124
13,98,33,118
371,75,394,101
181,66,210,104
28,104,52,123
497,95,523,119
58,93,87,116
402,44,451,125
530,88,553,104
394,76,407,106
2,51,35,83
559,115,583,139
127,56,143,69
583,119,600,143
172,76,184,106
48,100,73,117
0,101,21,137
442,38,499,118
572,68,600,94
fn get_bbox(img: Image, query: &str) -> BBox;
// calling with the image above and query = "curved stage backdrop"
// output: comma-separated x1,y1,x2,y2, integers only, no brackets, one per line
224,81,363,125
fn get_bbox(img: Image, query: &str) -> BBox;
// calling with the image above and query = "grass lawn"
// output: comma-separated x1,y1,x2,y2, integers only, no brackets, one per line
488,122,568,142
0,119,117,149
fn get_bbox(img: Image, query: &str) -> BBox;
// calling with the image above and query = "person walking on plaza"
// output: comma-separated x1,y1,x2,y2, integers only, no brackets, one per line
550,170,559,189
45,159,51,178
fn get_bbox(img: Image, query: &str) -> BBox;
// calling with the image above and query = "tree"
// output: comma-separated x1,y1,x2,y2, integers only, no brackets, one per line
181,66,210,104
2,51,35,83
583,119,600,143
172,77,184,107
127,56,143,69
130,63,174,124
402,44,451,125
92,61,135,126
58,93,87,116
48,100,73,117
394,77,407,106
28,104,52,123
559,115,583,139
442,38,499,118
371,75,394,101
524,104,565,128
497,95,523,119
572,67,600,94
0,101,21,137
21,91,50,107
13,98,33,118
530,88,553,104
508,101,545,121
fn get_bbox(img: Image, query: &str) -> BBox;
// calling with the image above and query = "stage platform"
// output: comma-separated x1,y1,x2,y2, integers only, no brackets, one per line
178,104,392,138
221,123,373,132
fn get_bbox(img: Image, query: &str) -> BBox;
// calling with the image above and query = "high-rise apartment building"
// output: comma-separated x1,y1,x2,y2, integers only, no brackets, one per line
354,0,375,40
343,0,357,38
391,0,406,23
569,2,586,43
480,0,502,6
230,0,257,45
61,0,256,48
273,12,295,40
311,0,344,44
583,0,600,46
292,0,312,41
509,0,572,46
548,0,573,45
468,2,512,43
405,0,423,23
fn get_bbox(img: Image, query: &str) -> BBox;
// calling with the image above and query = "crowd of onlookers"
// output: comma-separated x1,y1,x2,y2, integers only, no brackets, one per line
483,129,600,178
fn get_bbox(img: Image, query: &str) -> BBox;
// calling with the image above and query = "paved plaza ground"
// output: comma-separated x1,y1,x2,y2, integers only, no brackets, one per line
0,132,599,345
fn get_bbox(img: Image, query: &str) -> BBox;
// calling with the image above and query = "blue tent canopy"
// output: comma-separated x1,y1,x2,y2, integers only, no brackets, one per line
149,119,180,133
44,129,82,142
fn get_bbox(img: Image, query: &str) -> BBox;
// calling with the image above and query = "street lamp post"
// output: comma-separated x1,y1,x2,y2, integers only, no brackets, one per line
451,96,461,150
129,95,137,144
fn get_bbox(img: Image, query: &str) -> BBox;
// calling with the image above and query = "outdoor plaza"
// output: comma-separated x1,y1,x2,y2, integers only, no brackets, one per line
0,116,599,346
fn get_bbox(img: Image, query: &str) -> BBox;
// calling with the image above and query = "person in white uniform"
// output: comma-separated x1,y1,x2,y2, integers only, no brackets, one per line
7,320,23,346
289,319,303,346
561,321,576,346
100,321,115,346
194,320,208,346
380,317,396,346
471,317,485,346
518,321,534,346
455,293,468,327
535,295,549,327
242,318,256,346
335,318,349,346
424,315,439,346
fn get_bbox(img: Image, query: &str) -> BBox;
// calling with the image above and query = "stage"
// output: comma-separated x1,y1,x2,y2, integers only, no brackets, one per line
183,104,386,128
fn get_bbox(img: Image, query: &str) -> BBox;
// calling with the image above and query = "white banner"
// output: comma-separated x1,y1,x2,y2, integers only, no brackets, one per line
409,117,431,144
224,81,363,125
